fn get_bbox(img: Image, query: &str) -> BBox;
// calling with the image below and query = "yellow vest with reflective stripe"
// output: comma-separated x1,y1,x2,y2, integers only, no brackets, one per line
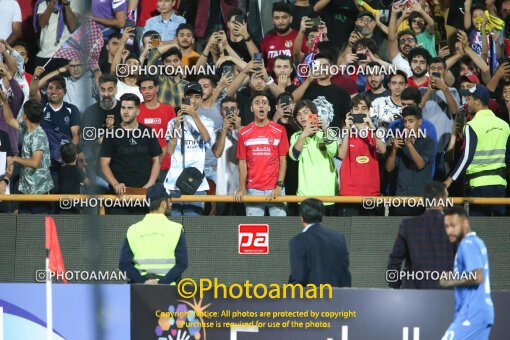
466,109,510,187
126,214,182,283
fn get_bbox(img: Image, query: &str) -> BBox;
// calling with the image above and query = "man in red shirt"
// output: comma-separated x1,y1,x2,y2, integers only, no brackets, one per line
136,75,176,183
407,47,431,88
235,92,289,216
260,2,299,71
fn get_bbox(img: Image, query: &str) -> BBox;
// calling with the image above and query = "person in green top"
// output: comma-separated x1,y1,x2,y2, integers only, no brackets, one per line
289,100,338,215
406,2,436,57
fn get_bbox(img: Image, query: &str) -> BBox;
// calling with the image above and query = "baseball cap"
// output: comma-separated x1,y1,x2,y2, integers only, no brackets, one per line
357,11,375,20
458,72,480,85
146,183,181,201
184,82,203,96
459,84,490,104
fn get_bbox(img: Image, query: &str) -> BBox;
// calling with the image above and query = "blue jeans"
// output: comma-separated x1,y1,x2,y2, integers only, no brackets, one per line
245,188,287,216
171,191,206,216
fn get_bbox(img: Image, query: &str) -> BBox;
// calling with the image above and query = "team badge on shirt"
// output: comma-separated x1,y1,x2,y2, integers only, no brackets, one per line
285,40,292,48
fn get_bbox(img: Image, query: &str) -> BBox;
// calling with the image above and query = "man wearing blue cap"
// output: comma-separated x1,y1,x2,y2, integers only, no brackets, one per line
119,184,188,284
444,84,510,216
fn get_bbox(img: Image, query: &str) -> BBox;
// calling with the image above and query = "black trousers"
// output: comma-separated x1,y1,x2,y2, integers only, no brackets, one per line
467,185,506,216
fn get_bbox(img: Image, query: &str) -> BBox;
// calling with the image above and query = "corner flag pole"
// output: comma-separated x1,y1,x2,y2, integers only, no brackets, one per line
46,256,53,340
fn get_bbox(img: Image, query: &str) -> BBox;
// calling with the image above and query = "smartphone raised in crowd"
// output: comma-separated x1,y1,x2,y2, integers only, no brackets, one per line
351,114,366,124
308,17,321,27
253,53,263,62
222,65,233,77
234,15,244,24
151,34,160,48
307,113,318,126
432,72,441,78
182,97,191,106
279,94,292,106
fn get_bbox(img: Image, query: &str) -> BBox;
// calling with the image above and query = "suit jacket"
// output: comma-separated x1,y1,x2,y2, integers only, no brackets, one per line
289,223,351,287
238,0,283,44
387,209,455,289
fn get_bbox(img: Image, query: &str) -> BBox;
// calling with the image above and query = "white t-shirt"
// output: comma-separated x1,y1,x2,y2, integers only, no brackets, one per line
391,53,412,77
0,0,21,41
164,114,215,192
64,74,96,113
36,1,81,58
115,80,143,102
214,129,239,195
370,96,402,129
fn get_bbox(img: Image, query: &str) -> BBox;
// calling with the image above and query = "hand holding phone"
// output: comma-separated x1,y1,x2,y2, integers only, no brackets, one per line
151,34,160,48
351,114,366,124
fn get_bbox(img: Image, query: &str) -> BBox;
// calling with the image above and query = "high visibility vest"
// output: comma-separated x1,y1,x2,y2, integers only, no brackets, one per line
126,214,182,283
466,109,510,187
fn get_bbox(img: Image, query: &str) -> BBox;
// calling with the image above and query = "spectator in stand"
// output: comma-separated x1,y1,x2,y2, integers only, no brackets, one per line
289,100,338,215
212,96,244,216
419,57,460,181
143,0,186,43
191,0,236,46
129,0,158,44
175,24,200,67
91,0,127,38
260,2,299,71
0,62,26,155
388,2,418,76
10,40,32,106
38,60,95,114
34,0,80,70
1,97,54,213
290,0,329,32
407,47,432,88
100,93,161,214
137,75,176,184
362,62,390,102
197,75,230,199
226,9,259,63
404,1,436,57
239,0,282,44
272,92,299,216
164,82,214,216
225,59,280,126
292,16,329,65
293,53,351,129
352,9,389,62
386,105,435,216
272,55,298,94
387,181,455,289
111,28,143,101
99,33,122,74
370,70,407,130
59,142,86,194
81,74,122,192
444,84,510,216
0,128,13,213
463,0,501,61
0,0,21,44
235,91,289,216
338,94,386,216
148,46,188,108
139,31,161,65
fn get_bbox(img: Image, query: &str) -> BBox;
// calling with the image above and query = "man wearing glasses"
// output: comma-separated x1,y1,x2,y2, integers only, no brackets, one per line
388,2,418,76
39,59,95,114
354,11,388,62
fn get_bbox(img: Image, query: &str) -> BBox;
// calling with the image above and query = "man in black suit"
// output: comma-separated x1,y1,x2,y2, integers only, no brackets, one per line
387,181,455,289
289,198,351,287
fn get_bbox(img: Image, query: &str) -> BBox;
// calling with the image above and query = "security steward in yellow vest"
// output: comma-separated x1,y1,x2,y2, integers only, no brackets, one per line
119,184,188,284
444,84,510,216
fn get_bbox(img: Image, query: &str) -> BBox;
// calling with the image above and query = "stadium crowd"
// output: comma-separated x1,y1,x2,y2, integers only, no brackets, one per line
0,0,509,216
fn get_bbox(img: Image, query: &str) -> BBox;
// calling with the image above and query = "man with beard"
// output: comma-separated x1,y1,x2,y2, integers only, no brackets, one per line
407,47,432,88
388,3,418,76
100,93,161,214
260,2,299,71
353,11,388,63
111,28,143,102
148,46,189,108
370,70,407,129
362,62,390,102
175,24,200,67
81,74,122,191
440,206,494,340
444,84,509,216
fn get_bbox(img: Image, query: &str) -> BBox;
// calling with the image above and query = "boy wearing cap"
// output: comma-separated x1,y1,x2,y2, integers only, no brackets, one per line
444,84,510,216
119,183,188,284
164,82,215,216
